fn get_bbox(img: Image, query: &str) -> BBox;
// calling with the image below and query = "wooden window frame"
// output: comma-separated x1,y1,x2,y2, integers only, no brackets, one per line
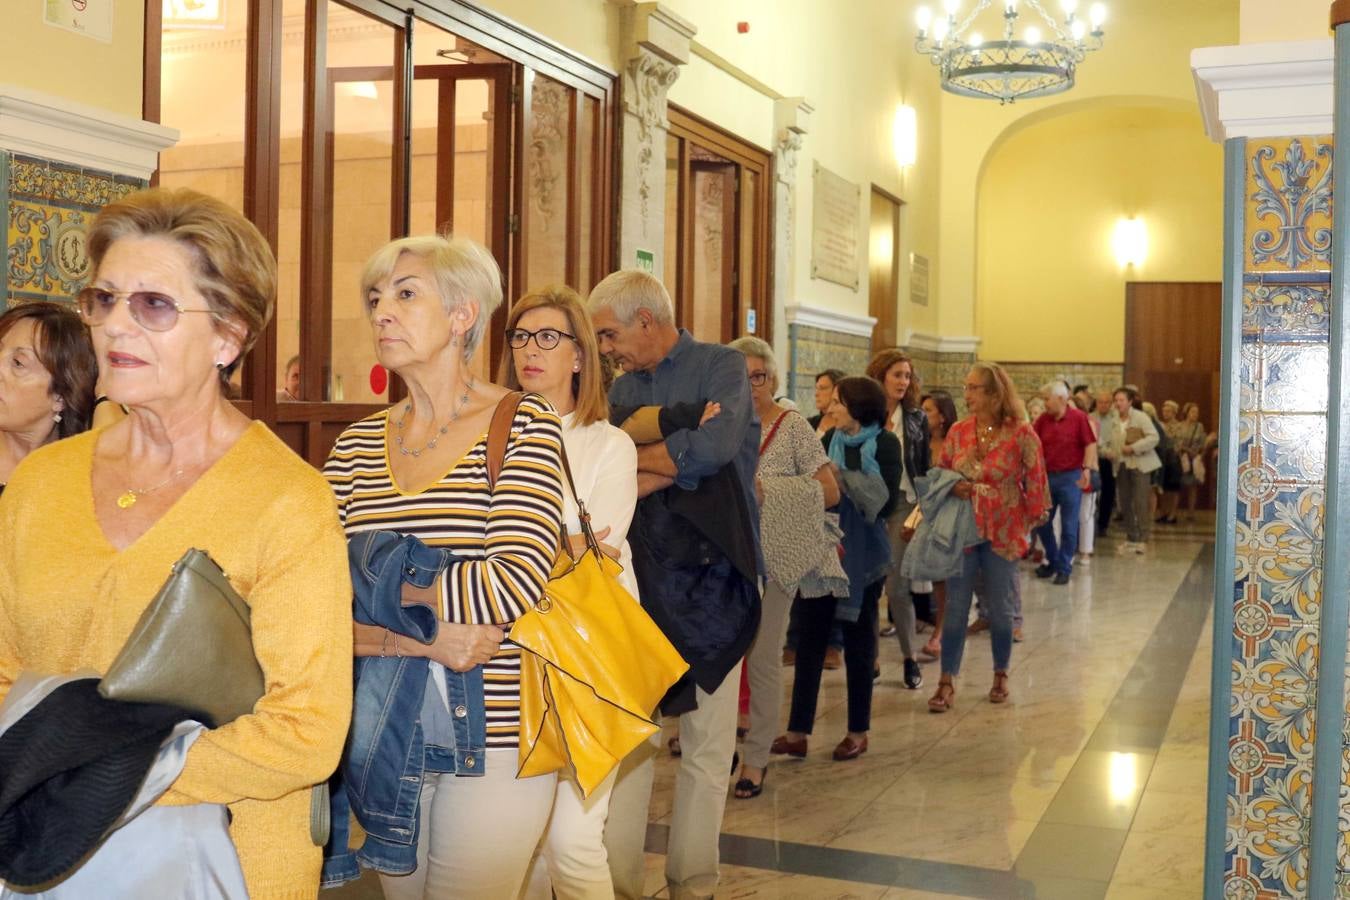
143,0,617,465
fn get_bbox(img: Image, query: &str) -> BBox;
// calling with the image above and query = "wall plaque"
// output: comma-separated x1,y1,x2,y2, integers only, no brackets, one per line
810,162,861,290
44,0,113,42
910,253,929,306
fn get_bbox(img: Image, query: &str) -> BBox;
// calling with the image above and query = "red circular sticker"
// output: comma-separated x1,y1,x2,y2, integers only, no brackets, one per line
369,364,389,396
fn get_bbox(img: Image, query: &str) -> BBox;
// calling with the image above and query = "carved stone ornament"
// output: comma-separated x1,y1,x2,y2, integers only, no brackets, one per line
624,51,681,224
775,128,804,187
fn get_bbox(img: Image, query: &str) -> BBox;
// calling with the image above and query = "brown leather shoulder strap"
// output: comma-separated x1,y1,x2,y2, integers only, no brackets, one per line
486,391,525,489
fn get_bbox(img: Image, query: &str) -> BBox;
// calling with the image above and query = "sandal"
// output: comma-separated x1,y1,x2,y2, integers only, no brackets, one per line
734,770,766,799
668,736,682,757
920,637,940,660
928,676,955,713
989,671,1010,704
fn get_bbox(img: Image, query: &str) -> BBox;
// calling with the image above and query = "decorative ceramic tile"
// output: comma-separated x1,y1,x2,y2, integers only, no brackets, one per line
1243,284,1331,344
3,151,144,306
998,362,1125,404
1245,137,1334,275
1227,133,1336,900
786,325,874,408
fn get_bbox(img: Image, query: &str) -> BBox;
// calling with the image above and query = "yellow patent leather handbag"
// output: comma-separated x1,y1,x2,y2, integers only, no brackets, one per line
488,396,688,797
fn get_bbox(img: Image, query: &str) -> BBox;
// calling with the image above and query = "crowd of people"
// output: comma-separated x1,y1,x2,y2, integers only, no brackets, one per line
0,186,1216,900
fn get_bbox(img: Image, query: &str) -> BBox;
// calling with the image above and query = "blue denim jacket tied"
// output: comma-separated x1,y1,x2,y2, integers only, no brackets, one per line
900,468,982,583
322,530,486,886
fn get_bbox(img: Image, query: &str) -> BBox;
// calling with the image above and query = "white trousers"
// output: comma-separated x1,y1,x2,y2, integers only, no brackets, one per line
378,752,557,900
1079,491,1098,555
603,672,739,900
521,769,619,900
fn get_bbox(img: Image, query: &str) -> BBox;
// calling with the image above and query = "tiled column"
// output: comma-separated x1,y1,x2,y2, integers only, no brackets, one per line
1193,41,1336,900
0,86,175,307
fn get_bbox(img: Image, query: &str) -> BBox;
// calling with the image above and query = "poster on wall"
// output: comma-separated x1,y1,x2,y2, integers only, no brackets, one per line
43,0,114,43
810,162,861,291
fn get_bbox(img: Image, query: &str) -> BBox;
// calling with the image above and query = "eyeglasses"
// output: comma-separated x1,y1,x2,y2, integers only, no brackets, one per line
506,327,577,351
748,371,770,387
77,287,215,332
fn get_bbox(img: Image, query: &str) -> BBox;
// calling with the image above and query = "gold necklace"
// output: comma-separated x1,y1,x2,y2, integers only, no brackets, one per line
117,466,188,509
395,378,474,458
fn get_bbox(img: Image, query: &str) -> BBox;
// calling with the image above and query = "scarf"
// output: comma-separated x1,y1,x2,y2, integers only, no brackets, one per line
828,423,882,476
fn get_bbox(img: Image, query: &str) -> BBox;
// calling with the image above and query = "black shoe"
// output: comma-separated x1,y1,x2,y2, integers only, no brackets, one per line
1052,572,1070,585
1034,564,1054,579
731,751,740,775
903,658,923,690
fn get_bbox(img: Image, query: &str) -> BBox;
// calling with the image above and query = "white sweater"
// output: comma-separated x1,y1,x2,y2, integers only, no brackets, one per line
560,413,641,601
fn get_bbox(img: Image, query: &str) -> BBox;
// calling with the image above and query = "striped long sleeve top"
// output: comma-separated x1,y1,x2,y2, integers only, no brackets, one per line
323,393,564,748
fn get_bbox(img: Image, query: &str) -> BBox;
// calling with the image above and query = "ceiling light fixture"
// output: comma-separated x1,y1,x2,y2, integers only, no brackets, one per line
913,0,1107,104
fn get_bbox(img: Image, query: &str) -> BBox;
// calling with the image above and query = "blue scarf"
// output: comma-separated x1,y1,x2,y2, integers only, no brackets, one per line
828,424,882,476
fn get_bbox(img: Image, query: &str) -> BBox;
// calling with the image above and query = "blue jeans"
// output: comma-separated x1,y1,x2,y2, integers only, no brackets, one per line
941,542,1016,675
1036,470,1083,576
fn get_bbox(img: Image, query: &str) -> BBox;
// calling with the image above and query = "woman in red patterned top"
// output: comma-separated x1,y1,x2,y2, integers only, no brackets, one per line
927,363,1049,713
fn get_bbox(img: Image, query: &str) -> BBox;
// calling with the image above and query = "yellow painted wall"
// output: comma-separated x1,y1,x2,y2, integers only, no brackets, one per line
976,105,1223,362
936,0,1239,345
470,0,619,72
1240,0,1330,43
0,0,144,118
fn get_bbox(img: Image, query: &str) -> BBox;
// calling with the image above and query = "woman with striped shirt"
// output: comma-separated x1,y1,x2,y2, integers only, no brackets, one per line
323,235,564,899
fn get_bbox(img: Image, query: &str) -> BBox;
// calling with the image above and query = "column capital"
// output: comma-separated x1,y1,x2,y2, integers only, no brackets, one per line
773,97,812,185
624,2,696,67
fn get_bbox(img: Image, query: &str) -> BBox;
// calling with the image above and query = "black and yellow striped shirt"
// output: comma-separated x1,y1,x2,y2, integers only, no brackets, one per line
323,393,563,748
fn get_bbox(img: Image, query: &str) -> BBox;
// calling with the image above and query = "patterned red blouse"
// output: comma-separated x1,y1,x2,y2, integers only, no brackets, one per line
940,417,1051,560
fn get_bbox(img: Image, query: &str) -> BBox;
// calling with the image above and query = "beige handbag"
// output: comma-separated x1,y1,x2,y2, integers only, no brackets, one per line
98,548,329,846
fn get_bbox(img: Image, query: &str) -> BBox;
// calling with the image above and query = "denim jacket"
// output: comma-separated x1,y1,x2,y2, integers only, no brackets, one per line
322,531,487,886
900,468,982,583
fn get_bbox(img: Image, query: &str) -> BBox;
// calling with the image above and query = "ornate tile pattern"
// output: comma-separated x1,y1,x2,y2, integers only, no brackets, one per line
786,324,874,408
3,151,144,307
1227,135,1333,900
998,362,1125,405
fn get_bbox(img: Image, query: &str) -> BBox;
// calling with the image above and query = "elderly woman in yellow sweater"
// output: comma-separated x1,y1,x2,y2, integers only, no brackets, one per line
0,187,353,900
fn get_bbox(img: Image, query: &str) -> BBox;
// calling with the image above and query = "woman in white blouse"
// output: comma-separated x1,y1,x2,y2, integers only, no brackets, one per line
503,285,638,900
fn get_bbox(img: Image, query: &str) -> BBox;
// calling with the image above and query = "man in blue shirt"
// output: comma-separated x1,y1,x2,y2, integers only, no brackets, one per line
590,269,760,900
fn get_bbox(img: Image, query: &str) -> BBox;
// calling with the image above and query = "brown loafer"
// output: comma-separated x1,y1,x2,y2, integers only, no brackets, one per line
832,735,868,761
770,734,808,758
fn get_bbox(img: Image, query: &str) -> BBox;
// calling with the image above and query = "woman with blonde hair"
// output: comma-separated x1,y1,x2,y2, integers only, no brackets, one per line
0,187,353,897
928,362,1049,713
864,348,930,689
324,235,564,899
503,285,639,900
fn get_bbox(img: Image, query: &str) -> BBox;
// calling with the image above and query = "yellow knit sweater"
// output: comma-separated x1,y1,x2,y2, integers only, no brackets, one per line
0,424,353,900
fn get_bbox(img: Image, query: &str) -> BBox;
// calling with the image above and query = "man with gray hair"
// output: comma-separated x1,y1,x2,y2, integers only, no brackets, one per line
1031,380,1099,585
590,269,761,900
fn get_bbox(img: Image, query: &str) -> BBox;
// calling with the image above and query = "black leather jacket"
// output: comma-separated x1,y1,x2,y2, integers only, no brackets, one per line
895,406,932,488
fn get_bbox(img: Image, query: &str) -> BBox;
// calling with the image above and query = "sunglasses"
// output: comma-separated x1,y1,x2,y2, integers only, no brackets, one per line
506,327,577,351
77,287,215,333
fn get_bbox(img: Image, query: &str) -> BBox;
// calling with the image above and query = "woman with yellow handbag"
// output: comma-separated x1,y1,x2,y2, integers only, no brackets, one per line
503,286,650,900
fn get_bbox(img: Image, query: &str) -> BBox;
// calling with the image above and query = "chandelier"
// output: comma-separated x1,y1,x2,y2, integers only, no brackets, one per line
914,0,1107,104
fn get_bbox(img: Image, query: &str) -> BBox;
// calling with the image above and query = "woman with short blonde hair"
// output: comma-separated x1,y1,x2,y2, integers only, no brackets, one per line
326,235,565,900
0,187,353,898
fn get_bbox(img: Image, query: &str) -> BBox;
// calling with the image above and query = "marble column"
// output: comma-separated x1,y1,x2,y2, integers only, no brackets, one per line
616,2,694,278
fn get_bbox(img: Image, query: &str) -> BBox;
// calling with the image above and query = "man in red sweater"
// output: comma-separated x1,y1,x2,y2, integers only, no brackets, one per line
1032,382,1099,585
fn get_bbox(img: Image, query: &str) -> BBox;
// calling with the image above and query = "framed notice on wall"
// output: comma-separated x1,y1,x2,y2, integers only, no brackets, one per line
811,162,861,291
910,253,929,306
44,0,114,42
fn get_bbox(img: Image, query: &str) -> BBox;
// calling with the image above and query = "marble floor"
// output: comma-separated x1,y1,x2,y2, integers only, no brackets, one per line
331,522,1216,900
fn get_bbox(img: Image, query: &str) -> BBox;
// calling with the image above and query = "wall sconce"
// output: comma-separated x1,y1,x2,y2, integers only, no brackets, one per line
1112,217,1147,267
893,105,918,168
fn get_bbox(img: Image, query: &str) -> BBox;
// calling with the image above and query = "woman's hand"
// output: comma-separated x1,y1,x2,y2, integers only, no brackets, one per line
701,402,722,425
952,480,975,500
1122,444,1135,456
429,622,506,672
567,525,621,561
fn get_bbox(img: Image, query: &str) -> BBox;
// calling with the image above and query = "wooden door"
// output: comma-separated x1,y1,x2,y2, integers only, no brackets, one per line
1124,281,1222,506
869,187,901,351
